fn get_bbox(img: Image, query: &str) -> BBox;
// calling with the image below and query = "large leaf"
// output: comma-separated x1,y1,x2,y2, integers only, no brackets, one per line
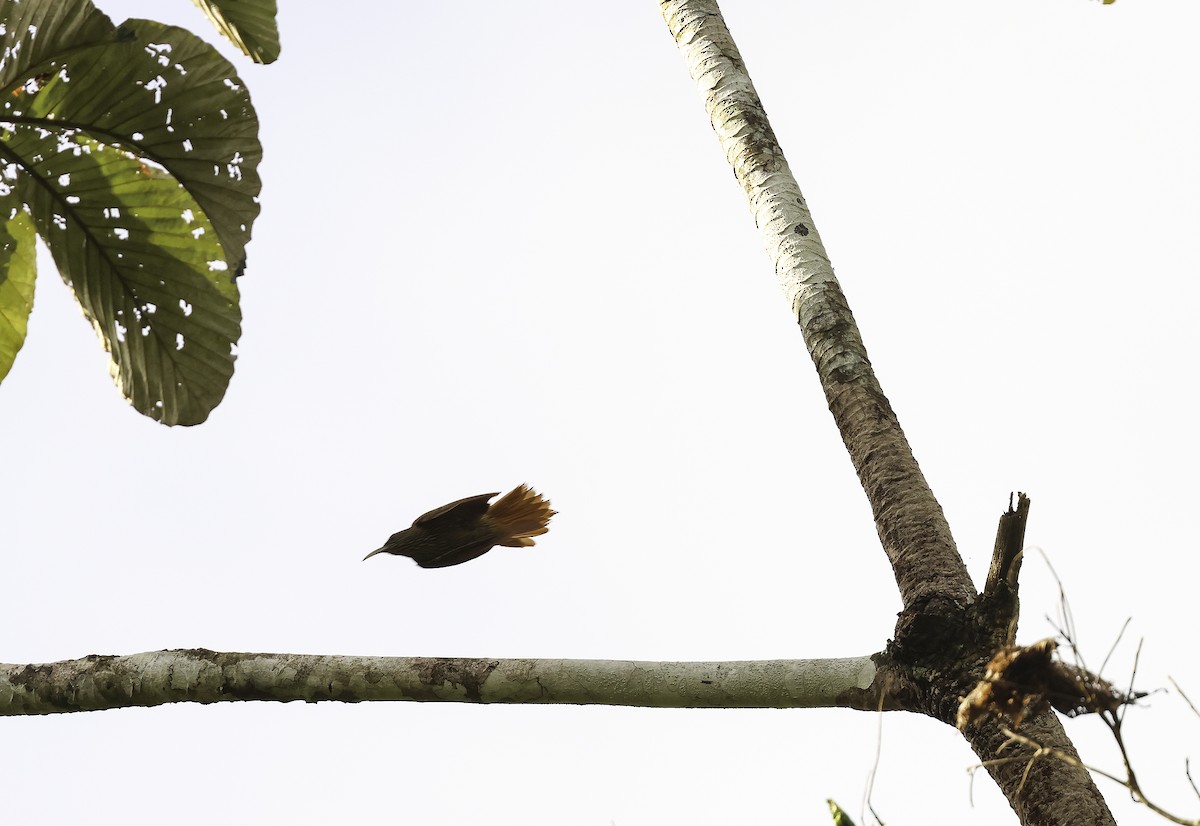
191,0,280,64
0,0,114,89
0,210,36,382
6,128,240,422
0,0,262,425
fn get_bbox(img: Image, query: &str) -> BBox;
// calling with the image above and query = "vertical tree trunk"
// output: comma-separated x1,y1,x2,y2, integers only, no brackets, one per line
658,3,1116,823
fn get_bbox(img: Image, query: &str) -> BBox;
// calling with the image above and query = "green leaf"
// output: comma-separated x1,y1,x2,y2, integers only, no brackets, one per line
11,15,263,274
0,210,37,382
0,0,262,425
191,0,280,64
827,800,858,826
0,0,115,90
6,129,239,424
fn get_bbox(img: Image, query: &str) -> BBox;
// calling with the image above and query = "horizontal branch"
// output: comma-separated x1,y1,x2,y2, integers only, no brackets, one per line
0,649,878,715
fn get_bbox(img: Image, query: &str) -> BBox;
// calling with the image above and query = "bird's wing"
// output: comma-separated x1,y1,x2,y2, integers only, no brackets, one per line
411,492,499,528
416,541,495,568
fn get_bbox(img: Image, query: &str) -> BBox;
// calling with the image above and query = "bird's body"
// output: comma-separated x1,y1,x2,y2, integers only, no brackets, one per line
363,485,555,568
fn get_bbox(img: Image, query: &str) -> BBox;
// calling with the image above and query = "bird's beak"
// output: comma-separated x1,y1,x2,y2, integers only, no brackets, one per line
362,546,389,561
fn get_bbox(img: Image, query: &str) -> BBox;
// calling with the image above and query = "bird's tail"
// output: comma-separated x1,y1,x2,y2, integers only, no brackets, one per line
485,484,556,547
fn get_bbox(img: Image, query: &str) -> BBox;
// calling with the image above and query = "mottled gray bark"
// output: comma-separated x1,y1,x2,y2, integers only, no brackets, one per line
659,0,969,612
0,650,877,715
658,2,1116,824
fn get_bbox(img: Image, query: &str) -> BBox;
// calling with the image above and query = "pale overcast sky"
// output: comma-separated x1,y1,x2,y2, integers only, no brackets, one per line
4,2,1199,824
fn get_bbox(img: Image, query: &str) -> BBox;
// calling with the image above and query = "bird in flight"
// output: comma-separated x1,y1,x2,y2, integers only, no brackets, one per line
363,484,555,568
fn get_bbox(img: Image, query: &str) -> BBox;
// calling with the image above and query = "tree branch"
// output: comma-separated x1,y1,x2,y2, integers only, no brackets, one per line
981,492,1031,648
967,712,1117,825
0,650,880,716
660,0,972,610
659,3,1117,823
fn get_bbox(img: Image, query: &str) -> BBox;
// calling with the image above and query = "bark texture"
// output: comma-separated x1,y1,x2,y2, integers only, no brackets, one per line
0,650,877,715
659,3,1117,824
969,714,1114,826
660,0,970,612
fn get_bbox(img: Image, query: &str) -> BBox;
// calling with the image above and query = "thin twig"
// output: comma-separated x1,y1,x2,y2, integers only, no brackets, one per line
1186,759,1200,806
1118,639,1144,727
1098,617,1133,679
861,692,886,826
1001,727,1199,826
1036,548,1089,673
1170,677,1200,722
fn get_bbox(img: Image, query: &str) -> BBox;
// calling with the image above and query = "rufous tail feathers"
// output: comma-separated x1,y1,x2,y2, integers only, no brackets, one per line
485,484,556,547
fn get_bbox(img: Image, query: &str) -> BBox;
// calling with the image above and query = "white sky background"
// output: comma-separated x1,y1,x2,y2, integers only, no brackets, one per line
3,1,1198,823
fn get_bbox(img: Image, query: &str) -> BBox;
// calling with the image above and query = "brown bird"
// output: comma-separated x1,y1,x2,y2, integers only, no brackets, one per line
363,484,555,568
